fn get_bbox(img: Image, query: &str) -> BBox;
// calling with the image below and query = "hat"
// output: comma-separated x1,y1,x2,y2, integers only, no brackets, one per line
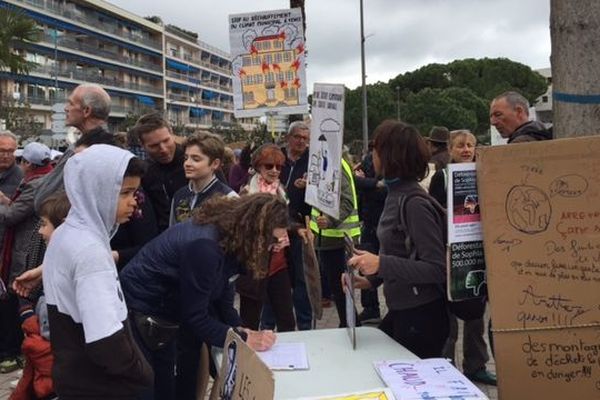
22,142,51,166
427,126,450,143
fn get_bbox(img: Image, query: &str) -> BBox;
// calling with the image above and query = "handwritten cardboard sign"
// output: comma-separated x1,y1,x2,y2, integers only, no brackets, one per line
214,329,274,400
477,137,600,400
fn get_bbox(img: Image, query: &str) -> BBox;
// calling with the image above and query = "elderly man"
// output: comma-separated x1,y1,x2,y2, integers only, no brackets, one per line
34,83,116,211
131,113,186,233
490,91,552,143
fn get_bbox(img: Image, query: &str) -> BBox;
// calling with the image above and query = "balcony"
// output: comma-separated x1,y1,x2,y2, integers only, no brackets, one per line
32,64,163,95
40,33,163,73
22,0,162,51
165,70,232,93
167,93,233,110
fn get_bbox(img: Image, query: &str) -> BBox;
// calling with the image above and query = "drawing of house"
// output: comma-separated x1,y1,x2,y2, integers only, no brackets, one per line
238,32,304,110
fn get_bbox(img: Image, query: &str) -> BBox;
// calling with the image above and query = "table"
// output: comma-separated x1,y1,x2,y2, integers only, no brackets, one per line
270,326,417,399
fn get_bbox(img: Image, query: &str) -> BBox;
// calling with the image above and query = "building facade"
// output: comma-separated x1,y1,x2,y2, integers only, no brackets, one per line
0,0,244,134
534,67,552,125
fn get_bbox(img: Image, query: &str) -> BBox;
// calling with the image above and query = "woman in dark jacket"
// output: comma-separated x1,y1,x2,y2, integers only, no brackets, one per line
348,120,449,358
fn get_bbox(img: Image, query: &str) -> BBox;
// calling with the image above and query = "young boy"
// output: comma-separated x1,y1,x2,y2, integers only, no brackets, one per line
42,144,152,399
169,132,236,225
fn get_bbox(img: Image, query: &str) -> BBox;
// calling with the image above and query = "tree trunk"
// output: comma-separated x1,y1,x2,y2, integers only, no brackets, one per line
550,0,600,138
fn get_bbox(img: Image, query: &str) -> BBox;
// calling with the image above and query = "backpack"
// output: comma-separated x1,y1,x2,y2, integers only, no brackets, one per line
397,191,486,321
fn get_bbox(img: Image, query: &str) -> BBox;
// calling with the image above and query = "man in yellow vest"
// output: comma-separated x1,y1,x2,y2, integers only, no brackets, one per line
310,157,361,327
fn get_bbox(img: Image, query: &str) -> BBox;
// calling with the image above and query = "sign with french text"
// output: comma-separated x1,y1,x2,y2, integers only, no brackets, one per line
228,8,308,118
478,136,600,400
305,83,345,219
447,163,487,301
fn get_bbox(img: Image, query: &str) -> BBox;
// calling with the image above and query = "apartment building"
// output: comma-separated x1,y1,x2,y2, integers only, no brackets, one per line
0,0,239,133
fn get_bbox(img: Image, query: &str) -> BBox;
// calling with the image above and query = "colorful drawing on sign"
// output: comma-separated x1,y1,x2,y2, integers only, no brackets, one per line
229,8,308,117
221,340,238,400
307,121,341,209
295,389,395,400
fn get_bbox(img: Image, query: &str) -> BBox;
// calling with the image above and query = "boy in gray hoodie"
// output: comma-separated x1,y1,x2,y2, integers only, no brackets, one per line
42,144,152,399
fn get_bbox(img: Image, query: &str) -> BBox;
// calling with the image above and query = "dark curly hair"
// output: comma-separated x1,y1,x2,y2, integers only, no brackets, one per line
192,193,289,279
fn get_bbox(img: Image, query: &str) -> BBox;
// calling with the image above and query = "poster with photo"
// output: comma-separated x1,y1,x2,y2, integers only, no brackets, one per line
447,163,487,301
228,8,308,118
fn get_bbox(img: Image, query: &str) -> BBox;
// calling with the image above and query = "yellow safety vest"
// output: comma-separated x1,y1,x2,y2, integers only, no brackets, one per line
310,159,361,238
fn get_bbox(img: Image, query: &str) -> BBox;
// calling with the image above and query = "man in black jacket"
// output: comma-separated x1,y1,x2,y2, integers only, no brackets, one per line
490,91,552,144
131,113,187,232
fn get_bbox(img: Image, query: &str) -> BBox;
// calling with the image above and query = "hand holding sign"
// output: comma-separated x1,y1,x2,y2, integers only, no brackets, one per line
348,249,380,275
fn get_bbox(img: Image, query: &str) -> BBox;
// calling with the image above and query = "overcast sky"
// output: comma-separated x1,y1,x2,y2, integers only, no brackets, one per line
109,0,551,91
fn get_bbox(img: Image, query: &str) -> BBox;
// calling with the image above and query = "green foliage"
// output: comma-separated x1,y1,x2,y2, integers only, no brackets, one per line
0,8,41,74
0,98,43,141
344,58,548,145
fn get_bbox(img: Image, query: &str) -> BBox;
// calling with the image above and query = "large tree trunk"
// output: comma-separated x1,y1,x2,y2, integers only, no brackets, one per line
550,0,600,138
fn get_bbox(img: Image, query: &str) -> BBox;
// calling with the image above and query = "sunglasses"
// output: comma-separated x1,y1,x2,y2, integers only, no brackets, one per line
262,163,283,171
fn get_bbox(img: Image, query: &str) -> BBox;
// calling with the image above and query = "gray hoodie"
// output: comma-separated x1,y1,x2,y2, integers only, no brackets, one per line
42,144,152,398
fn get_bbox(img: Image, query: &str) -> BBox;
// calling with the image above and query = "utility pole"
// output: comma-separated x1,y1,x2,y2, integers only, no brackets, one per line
360,0,368,155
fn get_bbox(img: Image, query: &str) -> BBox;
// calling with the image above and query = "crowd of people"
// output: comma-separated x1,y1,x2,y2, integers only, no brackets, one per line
0,83,552,399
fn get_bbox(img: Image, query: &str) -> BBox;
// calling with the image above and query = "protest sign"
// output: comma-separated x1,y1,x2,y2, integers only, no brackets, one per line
374,358,487,399
447,163,487,301
228,8,308,118
477,136,600,400
213,329,274,400
293,388,395,399
305,83,345,219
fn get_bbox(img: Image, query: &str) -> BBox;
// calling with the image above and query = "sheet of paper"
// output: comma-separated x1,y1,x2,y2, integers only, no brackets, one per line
257,342,309,370
374,358,488,399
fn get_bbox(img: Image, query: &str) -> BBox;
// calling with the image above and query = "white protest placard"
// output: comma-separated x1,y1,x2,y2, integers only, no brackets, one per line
447,163,487,301
228,8,308,118
374,358,488,400
305,83,345,219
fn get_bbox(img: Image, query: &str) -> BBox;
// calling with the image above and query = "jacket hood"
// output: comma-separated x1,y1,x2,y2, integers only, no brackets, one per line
64,145,134,242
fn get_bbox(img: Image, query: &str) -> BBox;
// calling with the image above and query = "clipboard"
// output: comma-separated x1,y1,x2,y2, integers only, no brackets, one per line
343,232,357,349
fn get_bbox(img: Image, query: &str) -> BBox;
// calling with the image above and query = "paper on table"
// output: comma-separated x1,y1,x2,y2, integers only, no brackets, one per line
373,358,488,399
292,387,396,399
257,342,309,370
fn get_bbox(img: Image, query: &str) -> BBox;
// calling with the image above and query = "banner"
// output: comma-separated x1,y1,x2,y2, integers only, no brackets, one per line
447,163,487,301
228,8,308,118
478,136,600,400
305,83,345,219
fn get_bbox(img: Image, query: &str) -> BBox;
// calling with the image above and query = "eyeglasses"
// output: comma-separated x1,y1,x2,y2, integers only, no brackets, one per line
262,163,282,171
291,134,309,142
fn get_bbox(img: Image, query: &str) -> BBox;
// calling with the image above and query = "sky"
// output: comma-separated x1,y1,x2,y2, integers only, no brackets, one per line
108,0,551,91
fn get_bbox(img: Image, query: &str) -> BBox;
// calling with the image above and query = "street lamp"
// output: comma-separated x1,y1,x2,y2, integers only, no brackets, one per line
396,86,400,120
360,0,368,156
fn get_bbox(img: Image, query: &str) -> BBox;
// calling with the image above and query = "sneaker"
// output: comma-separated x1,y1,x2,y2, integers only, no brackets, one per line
358,307,381,324
0,358,21,374
465,369,497,386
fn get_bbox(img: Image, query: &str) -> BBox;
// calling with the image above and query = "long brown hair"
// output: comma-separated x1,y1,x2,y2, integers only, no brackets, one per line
192,193,289,279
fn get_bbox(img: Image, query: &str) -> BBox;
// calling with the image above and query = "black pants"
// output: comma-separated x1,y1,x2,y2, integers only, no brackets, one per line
0,293,23,360
379,298,449,359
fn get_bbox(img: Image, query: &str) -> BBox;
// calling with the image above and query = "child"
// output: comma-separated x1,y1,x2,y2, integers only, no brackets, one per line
10,192,70,400
42,144,152,399
169,132,236,226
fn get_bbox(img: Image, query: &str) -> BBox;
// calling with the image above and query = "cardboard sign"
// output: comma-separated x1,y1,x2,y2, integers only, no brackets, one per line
214,330,274,400
447,163,487,301
305,83,345,219
228,8,308,118
477,137,600,400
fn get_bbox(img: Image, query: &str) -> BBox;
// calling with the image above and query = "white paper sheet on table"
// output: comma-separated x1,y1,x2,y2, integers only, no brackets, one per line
257,342,309,370
373,358,488,399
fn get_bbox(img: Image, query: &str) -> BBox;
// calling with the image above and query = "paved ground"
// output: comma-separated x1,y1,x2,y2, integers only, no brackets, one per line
0,291,498,399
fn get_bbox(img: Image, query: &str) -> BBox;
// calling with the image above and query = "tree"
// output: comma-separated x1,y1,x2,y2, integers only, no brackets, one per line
0,97,43,142
0,7,41,108
550,0,600,137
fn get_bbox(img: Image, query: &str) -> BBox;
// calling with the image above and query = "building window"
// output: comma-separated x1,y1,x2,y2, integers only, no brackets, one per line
242,56,251,66
252,56,261,65
284,88,297,99
274,40,282,50
265,72,275,83
542,95,548,103
274,53,282,63
263,41,271,50
286,70,295,81
243,91,254,102
264,54,272,64
266,88,275,100
277,72,284,81
283,51,292,62
255,74,263,84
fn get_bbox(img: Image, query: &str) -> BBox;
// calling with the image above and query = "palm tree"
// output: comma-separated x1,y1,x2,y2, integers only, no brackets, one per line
0,7,41,107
